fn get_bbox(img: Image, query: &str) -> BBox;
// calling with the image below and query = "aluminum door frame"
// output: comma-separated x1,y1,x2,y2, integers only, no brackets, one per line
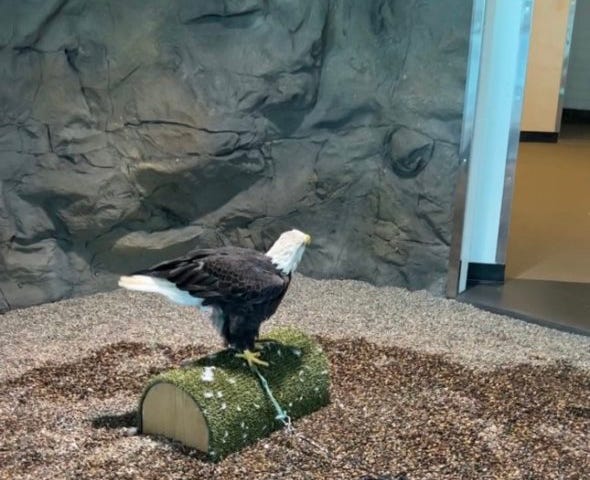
447,0,534,297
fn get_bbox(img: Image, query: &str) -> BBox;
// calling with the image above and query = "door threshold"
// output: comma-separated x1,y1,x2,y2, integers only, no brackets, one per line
458,278,590,336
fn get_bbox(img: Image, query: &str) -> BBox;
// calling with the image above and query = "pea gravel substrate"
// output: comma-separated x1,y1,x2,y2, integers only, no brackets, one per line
1,274,589,479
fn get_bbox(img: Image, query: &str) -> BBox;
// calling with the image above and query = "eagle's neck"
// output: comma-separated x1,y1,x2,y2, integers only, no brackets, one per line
265,242,305,275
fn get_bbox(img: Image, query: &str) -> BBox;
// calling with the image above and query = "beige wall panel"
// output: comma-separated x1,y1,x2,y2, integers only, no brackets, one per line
521,0,573,132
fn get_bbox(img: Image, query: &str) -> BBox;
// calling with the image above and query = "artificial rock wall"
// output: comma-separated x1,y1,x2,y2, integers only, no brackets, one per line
0,0,471,311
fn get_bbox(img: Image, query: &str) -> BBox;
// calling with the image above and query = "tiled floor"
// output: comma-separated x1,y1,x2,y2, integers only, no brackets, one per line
506,123,590,283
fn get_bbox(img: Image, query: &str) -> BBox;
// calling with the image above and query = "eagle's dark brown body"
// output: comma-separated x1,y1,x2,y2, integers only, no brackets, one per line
136,247,291,351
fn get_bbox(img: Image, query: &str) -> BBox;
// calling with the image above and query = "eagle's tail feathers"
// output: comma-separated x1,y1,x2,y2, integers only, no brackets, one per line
118,275,203,307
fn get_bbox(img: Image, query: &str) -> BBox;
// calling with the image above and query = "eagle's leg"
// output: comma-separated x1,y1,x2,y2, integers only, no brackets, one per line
235,349,269,368
234,322,268,368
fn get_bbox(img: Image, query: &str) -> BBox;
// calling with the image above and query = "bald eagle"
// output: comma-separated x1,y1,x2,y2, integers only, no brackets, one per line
118,229,311,367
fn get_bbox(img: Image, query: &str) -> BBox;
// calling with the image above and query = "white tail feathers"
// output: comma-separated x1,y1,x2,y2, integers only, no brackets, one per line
118,275,203,307
118,275,163,292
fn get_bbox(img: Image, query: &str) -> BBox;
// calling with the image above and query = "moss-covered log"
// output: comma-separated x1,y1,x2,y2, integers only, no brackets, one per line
139,328,330,460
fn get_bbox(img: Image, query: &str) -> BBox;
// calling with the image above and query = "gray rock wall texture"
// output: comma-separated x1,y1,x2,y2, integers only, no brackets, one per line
0,0,471,311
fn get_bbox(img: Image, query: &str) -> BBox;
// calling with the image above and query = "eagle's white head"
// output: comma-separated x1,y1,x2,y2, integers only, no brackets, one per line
266,229,311,275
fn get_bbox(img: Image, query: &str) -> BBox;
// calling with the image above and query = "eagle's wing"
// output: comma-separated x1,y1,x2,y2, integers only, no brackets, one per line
137,247,288,308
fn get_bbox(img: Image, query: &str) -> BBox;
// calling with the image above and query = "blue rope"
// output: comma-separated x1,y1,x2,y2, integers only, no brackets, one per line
250,365,335,460
250,365,291,426
250,362,392,478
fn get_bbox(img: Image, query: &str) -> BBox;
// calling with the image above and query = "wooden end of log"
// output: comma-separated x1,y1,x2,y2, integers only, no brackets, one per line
139,328,330,460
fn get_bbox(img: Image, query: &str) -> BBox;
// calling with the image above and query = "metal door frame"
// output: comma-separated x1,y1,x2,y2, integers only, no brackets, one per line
446,0,534,297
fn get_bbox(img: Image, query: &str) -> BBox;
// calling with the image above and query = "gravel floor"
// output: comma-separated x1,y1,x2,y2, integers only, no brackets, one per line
1,275,590,479
2,274,590,381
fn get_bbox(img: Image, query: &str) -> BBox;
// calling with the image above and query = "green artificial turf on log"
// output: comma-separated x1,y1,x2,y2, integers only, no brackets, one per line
139,328,330,460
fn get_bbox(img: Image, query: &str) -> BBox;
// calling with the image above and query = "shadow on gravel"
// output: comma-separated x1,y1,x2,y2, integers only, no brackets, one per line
91,410,138,429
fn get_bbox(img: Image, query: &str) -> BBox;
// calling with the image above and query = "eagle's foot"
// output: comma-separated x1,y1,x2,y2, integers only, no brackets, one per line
235,349,269,368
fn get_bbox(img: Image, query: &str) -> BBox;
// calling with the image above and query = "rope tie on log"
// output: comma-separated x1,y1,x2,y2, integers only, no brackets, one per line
249,364,291,427
250,364,399,479
250,364,338,459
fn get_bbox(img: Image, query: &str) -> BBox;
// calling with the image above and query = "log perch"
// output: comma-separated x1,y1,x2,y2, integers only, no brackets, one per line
139,328,330,460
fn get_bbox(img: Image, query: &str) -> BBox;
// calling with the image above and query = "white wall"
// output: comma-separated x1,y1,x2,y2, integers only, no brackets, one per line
564,0,590,110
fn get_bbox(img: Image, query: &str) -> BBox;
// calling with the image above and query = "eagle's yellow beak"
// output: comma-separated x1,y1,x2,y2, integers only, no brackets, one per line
304,234,312,245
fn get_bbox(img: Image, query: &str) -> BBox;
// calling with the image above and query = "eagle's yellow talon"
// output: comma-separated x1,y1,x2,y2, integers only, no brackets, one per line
235,349,269,368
